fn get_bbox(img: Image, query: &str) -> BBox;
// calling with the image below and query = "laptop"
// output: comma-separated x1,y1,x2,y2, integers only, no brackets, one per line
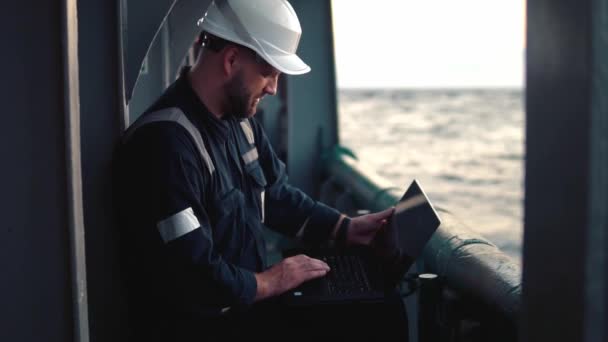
281,179,441,306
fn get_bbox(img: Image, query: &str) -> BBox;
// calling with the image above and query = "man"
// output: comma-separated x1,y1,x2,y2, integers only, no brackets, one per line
114,0,397,340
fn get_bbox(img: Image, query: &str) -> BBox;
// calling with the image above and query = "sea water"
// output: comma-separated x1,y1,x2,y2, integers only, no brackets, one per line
338,88,524,262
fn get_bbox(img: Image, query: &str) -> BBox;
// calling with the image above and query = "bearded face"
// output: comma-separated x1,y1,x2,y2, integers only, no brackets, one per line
224,70,258,119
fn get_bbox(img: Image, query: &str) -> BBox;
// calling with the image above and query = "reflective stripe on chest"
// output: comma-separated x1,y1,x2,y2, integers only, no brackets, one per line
239,119,264,222
239,119,259,165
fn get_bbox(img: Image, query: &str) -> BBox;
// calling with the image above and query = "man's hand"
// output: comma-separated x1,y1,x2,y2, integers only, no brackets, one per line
347,207,395,246
254,254,329,302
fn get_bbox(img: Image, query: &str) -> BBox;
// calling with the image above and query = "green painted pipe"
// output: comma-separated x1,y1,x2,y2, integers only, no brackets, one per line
323,145,403,212
322,146,522,321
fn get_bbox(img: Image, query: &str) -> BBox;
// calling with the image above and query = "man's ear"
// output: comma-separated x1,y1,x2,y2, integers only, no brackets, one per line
222,46,240,77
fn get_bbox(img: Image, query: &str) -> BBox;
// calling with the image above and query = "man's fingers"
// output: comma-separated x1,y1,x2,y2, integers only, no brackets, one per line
306,269,330,281
290,255,329,271
369,206,395,221
305,262,330,273
307,258,330,271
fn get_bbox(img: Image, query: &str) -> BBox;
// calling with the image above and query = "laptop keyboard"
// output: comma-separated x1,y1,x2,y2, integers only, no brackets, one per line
320,254,373,294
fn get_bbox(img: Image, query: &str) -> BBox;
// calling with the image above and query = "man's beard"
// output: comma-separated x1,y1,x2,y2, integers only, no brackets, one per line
224,71,254,119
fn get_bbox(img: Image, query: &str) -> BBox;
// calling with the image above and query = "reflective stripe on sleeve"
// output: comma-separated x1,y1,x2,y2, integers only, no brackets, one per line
157,207,201,243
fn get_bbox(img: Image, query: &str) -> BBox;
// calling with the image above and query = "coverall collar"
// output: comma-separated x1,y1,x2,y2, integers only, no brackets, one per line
177,66,232,144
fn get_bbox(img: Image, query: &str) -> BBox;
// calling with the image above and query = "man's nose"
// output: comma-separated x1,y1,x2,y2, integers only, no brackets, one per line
264,75,278,96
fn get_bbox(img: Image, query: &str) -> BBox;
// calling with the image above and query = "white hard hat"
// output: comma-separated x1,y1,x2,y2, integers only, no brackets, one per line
197,0,311,75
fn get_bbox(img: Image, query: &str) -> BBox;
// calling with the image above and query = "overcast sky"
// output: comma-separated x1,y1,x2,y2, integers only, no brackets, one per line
331,0,526,89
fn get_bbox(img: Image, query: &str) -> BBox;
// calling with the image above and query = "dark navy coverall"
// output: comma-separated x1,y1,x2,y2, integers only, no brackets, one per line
113,67,342,341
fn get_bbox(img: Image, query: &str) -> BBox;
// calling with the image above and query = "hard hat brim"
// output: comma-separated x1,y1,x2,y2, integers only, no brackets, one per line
263,53,311,75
